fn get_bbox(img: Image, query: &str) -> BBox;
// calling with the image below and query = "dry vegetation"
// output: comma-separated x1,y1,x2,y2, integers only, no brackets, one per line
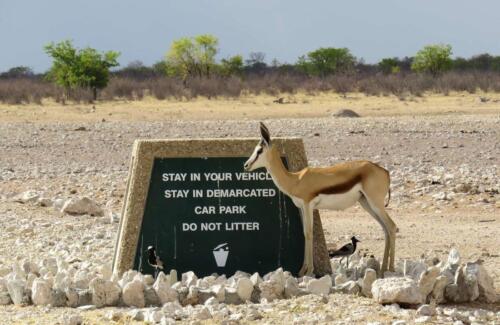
2,72,500,105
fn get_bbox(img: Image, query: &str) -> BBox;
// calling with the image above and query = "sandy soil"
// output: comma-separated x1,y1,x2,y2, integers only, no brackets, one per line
0,93,498,323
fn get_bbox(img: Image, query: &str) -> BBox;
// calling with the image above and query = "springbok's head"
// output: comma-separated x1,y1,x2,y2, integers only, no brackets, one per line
244,122,272,171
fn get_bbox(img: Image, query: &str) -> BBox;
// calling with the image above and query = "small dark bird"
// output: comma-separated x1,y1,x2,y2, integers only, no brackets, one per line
147,246,164,278
328,236,360,266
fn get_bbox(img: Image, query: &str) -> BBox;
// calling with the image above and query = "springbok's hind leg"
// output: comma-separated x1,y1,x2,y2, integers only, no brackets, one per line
381,210,397,271
358,195,390,274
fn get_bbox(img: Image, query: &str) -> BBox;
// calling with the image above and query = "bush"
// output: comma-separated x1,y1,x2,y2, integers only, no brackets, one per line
412,44,453,77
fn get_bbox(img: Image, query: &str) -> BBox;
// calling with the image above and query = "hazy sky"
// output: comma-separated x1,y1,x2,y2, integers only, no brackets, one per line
1,0,499,72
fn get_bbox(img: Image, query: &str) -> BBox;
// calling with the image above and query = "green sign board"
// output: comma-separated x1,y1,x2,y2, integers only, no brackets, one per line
134,157,304,277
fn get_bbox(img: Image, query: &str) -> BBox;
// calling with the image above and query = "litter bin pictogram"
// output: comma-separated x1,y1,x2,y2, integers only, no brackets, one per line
213,243,229,267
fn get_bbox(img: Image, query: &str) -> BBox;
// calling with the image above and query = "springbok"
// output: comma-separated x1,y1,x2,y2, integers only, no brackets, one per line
243,123,396,276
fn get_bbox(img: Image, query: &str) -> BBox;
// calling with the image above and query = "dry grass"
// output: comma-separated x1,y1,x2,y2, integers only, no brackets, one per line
0,92,499,123
2,72,500,105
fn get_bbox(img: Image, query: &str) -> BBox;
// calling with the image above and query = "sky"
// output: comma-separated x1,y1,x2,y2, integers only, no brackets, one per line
1,0,500,72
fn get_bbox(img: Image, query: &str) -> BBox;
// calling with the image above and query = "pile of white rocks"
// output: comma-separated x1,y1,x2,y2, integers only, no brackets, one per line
0,249,497,323
11,191,121,222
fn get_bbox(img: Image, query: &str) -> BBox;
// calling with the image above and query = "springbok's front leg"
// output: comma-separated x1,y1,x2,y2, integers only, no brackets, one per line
299,203,315,276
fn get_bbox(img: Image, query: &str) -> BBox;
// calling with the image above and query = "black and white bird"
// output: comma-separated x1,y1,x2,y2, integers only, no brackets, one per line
328,236,360,266
147,246,164,277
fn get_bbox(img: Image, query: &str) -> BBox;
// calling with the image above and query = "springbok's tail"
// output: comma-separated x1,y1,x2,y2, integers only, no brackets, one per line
385,187,391,207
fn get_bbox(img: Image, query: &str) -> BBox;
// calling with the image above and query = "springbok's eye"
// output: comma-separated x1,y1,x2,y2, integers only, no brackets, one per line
257,148,263,155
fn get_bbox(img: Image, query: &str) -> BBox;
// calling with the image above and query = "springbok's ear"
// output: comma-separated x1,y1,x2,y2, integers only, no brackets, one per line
259,122,271,145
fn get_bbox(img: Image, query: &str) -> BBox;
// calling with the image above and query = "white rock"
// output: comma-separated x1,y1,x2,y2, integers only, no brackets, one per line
464,262,497,303
73,270,91,289
145,308,163,323
417,304,435,316
13,190,40,203
154,272,178,304
284,277,300,298
250,272,263,286
53,198,66,210
77,304,96,311
31,279,53,306
62,314,83,325
118,270,139,288
418,266,440,297
204,296,218,306
433,192,450,201
169,269,178,283
447,249,460,265
334,273,348,286
306,275,332,296
402,260,427,279
362,268,377,297
6,279,27,305
391,321,406,325
182,271,198,287
61,197,104,216
211,284,225,302
127,309,144,321
445,264,479,303
336,280,361,295
162,301,183,318
372,277,424,305
431,275,450,304
122,279,145,307
259,270,285,302
236,278,253,301
89,278,121,307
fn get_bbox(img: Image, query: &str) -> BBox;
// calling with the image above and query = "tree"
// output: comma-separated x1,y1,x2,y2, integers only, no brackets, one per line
378,58,400,74
297,47,356,76
411,44,452,77
44,40,119,100
220,55,244,76
245,52,267,73
0,66,34,79
165,34,219,82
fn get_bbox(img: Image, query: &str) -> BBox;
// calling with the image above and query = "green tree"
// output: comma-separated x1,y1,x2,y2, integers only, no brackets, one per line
165,34,219,82
411,44,452,77
0,66,34,79
298,47,356,76
378,58,400,74
220,55,244,76
44,40,119,100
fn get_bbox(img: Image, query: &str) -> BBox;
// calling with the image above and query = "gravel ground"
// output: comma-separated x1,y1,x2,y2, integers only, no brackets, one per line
0,114,498,324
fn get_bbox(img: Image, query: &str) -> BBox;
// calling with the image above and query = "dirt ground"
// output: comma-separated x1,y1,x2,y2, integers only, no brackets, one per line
0,92,498,323
1,92,500,122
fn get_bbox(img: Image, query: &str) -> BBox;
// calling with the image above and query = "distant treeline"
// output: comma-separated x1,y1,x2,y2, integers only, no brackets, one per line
2,53,500,80
1,36,500,104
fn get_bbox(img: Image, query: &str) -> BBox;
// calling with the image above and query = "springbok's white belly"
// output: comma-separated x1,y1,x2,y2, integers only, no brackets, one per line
311,183,362,210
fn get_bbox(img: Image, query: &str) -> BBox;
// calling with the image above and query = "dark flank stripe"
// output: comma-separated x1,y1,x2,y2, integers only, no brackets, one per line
315,174,362,196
